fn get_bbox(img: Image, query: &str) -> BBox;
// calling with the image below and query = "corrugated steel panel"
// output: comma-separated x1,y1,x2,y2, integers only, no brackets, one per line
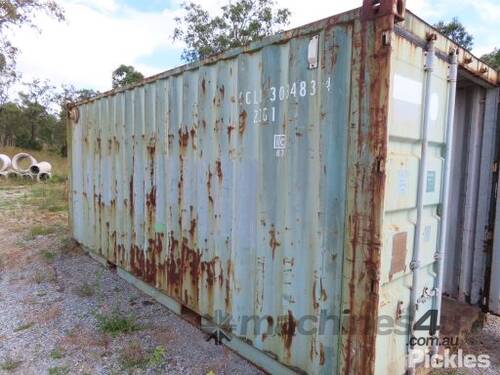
69,11,360,375
67,1,499,374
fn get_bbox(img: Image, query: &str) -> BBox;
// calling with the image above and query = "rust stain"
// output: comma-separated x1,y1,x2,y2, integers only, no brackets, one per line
146,186,156,210
189,218,197,240
129,175,134,215
224,259,232,311
280,310,296,358
207,166,213,205
238,110,247,136
219,84,225,100
179,127,189,149
190,128,196,149
343,7,391,375
320,343,325,366
389,232,407,279
268,226,280,259
227,125,235,141
215,159,223,183
166,231,180,297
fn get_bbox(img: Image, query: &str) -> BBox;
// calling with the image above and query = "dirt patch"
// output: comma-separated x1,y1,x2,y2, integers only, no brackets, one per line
0,184,263,374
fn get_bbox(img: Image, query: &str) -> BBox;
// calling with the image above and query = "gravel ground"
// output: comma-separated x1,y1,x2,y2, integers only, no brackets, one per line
2,184,499,375
0,185,263,375
463,313,500,375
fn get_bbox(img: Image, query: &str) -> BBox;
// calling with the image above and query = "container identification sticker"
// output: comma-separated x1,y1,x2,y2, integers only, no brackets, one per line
426,171,436,193
398,169,409,195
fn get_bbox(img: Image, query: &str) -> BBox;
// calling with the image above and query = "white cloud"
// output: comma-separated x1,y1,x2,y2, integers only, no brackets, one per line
7,0,500,98
10,0,183,93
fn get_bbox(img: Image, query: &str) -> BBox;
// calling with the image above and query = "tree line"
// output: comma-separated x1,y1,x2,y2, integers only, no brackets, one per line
1,0,499,155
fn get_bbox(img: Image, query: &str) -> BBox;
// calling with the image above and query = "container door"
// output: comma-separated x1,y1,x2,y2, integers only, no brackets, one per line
488,89,500,315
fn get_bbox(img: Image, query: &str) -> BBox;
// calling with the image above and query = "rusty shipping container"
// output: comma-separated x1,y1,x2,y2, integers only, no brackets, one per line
67,1,500,374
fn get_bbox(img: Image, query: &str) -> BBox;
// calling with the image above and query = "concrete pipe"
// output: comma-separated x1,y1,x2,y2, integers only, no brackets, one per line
37,172,52,182
0,154,11,172
6,170,21,179
12,153,37,173
29,161,52,175
21,173,34,181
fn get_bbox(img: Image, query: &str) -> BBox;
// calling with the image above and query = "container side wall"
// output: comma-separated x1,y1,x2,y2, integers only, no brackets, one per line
69,21,355,374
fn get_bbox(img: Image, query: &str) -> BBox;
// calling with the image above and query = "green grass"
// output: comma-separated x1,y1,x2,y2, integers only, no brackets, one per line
48,366,70,375
13,322,34,332
119,344,166,371
26,225,55,240
49,348,65,360
0,357,22,371
73,282,95,298
41,250,57,262
94,309,139,337
147,346,166,367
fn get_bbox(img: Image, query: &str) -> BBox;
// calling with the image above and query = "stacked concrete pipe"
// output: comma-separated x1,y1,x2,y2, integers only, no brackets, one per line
0,154,11,172
0,153,54,182
30,161,52,181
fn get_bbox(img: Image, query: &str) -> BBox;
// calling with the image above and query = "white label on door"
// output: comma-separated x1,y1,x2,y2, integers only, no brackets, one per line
393,74,422,105
398,169,409,195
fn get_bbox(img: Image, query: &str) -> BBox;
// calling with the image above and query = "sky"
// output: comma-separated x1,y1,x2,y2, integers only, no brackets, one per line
7,0,500,94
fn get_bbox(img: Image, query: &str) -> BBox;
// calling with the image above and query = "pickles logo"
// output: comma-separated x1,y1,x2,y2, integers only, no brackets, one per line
409,348,491,369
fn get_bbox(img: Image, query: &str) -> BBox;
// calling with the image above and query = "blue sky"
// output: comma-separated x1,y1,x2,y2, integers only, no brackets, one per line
9,0,500,93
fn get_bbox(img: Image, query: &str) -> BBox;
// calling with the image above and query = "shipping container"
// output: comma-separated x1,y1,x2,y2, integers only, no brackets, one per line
67,1,500,374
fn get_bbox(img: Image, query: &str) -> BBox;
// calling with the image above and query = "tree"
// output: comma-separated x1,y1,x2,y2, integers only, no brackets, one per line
0,1,65,102
173,0,291,62
0,102,25,146
112,65,144,89
481,48,500,69
17,79,58,148
55,85,100,156
434,17,474,50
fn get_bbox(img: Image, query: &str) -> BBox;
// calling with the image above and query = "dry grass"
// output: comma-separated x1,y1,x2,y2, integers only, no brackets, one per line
32,268,57,284
119,343,166,371
120,342,147,370
60,325,110,349
37,305,62,324
13,322,35,332
73,282,95,298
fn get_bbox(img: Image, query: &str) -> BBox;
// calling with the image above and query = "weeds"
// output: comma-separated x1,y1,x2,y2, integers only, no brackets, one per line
147,346,166,367
73,282,95,298
119,343,166,371
120,342,146,370
26,225,55,240
32,269,56,284
13,322,34,332
49,348,65,360
94,309,139,336
48,366,70,375
0,356,22,371
41,249,57,262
